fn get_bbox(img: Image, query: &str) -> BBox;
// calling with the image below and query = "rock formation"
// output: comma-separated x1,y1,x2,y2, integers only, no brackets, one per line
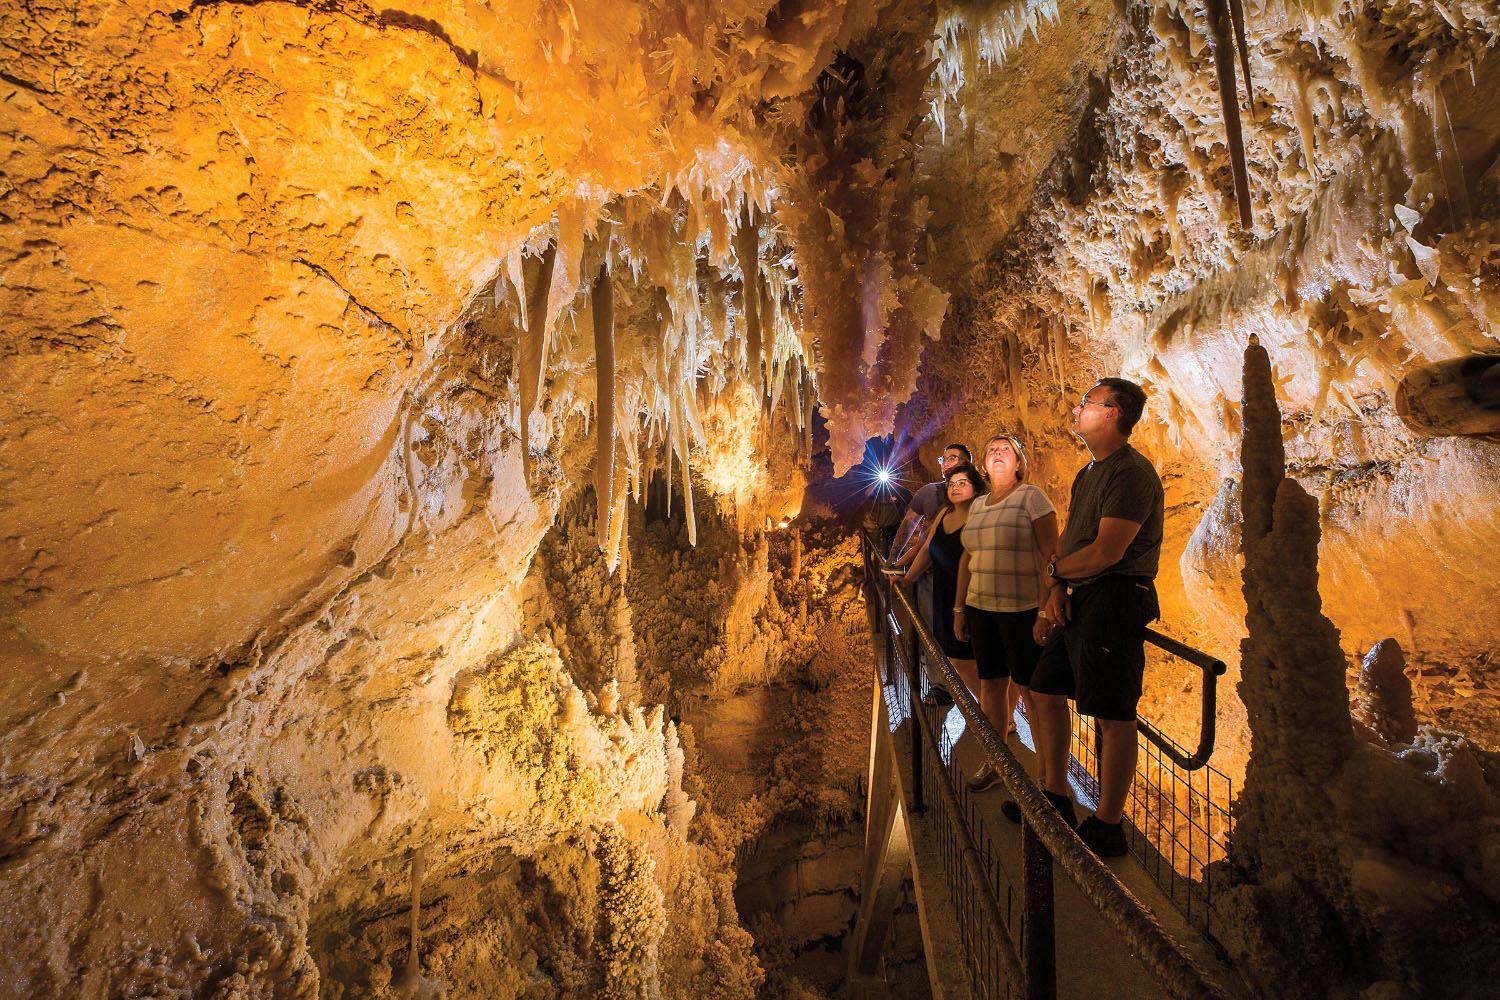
1222,337,1500,999
2,0,1499,997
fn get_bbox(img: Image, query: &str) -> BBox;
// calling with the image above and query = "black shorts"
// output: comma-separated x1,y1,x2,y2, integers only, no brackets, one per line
1031,576,1160,721
964,606,1041,683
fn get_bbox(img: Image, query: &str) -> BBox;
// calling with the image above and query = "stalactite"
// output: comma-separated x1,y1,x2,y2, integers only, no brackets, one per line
671,392,697,546
499,247,523,311
1048,316,1067,396
396,846,425,996
1161,171,1185,263
1204,0,1253,228
1290,71,1318,174
1432,81,1471,227
759,281,777,420
518,243,558,478
662,409,674,519
736,203,762,393
605,450,629,574
1227,0,1255,120
592,263,616,555
547,202,586,336
761,278,776,406
1006,333,1030,435
786,353,801,430
801,372,813,467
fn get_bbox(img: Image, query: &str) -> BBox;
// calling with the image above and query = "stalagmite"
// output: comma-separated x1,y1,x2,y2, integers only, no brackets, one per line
1204,0,1254,228
593,263,616,554
1225,336,1361,993
518,243,557,477
1350,639,1418,747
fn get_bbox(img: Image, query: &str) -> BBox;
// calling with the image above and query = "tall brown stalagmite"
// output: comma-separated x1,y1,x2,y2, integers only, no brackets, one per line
1227,336,1360,994
1225,338,1500,998
1235,334,1355,853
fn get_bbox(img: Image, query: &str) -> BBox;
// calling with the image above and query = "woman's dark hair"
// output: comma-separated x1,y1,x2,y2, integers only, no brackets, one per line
938,462,984,512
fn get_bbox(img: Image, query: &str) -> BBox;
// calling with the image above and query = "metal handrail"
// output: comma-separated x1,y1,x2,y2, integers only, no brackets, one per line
1142,627,1227,772
888,603,1029,997
861,530,1230,1000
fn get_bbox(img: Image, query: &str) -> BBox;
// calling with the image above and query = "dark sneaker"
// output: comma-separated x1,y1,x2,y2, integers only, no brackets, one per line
1077,816,1129,858
1002,790,1077,829
923,684,953,707
967,763,1002,792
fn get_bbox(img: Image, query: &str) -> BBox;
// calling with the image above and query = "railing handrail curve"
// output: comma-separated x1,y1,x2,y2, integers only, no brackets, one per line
860,529,1231,1000
1141,626,1227,771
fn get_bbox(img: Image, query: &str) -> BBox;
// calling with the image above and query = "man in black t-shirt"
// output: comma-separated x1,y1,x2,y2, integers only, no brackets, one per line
1027,378,1163,858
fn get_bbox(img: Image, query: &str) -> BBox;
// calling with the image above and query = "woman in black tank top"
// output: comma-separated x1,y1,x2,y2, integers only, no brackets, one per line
898,463,983,698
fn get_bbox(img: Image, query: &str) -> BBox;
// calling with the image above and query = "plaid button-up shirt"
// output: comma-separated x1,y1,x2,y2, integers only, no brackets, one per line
961,484,1056,612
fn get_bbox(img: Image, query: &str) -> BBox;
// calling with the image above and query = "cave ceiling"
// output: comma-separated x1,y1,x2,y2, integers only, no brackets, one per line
2,0,1500,997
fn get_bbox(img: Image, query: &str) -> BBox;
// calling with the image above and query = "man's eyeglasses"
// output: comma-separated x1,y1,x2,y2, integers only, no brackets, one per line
1077,397,1115,410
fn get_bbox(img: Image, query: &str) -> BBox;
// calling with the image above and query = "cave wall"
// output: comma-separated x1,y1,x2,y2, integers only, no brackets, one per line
4,0,1500,997
897,0,1500,773
0,1,881,994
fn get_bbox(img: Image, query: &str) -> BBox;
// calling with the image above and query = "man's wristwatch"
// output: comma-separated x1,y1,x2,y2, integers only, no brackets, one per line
1046,559,1063,585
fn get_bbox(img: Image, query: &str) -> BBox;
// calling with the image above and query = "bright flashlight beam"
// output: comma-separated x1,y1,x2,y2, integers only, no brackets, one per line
876,468,893,485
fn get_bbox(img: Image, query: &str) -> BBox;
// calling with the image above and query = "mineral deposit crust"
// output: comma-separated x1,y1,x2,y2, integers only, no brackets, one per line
3,0,1500,997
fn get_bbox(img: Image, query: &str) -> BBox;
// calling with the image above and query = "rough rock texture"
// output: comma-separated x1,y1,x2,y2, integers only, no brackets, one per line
4,0,1500,997
1223,338,1500,1000
1351,638,1418,748
896,0,1500,778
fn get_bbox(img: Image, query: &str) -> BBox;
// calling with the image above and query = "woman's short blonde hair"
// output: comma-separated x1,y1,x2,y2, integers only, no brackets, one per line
981,434,1029,482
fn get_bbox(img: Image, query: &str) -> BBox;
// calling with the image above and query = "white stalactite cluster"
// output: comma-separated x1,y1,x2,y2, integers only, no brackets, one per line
488,187,820,570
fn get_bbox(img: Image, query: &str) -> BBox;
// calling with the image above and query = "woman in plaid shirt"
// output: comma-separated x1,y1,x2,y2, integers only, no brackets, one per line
953,435,1061,792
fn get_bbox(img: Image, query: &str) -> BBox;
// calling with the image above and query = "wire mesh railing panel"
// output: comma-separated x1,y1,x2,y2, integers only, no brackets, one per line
861,530,1231,1000
906,630,1021,1000
1069,709,1234,937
